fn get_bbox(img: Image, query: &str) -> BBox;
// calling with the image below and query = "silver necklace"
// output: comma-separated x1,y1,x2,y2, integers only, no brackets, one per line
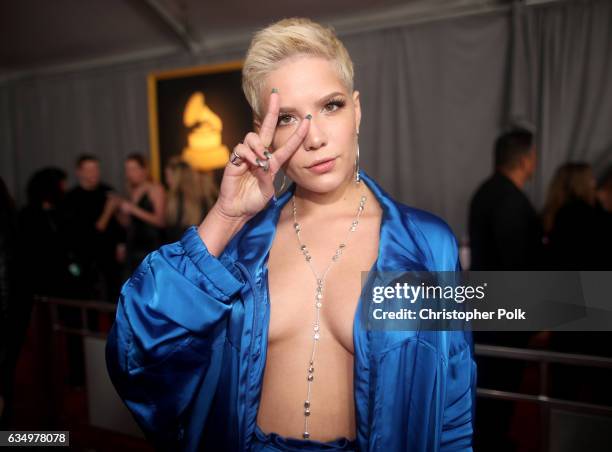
291,190,367,439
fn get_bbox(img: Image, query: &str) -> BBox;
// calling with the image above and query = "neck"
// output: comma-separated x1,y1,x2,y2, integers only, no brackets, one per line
499,168,527,190
130,181,147,191
293,174,363,218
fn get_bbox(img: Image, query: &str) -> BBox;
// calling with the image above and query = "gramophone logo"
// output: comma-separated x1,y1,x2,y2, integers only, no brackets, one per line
182,92,230,171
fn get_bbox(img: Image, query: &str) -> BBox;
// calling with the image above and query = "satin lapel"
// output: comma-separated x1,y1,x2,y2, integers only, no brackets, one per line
353,171,431,449
233,185,297,272
234,185,296,448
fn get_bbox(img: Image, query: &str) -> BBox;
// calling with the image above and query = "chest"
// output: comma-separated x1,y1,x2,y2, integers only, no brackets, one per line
131,186,150,204
266,215,380,354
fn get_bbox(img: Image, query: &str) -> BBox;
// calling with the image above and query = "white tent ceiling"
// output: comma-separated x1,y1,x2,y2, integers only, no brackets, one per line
0,0,513,79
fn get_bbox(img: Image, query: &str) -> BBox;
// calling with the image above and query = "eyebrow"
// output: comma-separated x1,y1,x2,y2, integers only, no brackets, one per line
278,91,347,114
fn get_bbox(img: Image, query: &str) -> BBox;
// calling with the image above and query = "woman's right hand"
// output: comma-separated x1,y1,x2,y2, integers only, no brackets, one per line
213,90,311,222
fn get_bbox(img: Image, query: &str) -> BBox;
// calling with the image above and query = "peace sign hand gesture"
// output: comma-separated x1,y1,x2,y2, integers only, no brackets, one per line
197,89,311,256
215,89,310,221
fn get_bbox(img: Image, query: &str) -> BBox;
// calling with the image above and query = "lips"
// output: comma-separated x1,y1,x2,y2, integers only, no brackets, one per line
306,157,336,174
306,157,335,169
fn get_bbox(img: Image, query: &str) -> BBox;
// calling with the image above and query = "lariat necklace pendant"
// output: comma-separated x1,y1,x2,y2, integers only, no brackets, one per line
291,192,367,439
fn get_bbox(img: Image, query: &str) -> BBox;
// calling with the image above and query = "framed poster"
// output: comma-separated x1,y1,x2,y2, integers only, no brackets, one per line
147,61,253,182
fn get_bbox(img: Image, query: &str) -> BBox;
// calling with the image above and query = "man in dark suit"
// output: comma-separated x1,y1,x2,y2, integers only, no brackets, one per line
469,128,543,451
469,127,542,270
63,154,124,302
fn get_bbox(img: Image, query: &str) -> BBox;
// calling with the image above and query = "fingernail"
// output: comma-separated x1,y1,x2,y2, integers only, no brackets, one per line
305,114,312,120
264,150,272,159
271,88,278,93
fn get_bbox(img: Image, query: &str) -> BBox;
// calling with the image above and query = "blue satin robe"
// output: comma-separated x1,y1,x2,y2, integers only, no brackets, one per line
106,171,476,451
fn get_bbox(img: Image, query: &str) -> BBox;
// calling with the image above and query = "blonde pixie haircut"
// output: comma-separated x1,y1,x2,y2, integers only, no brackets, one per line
242,17,354,120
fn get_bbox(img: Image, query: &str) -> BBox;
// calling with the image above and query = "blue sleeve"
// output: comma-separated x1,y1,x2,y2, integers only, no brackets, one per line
429,223,476,451
440,332,477,451
105,226,244,445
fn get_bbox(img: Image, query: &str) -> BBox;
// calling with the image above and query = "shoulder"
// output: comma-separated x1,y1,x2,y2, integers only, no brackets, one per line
378,192,459,271
470,174,509,208
381,189,457,248
391,198,460,271
65,186,82,199
99,182,114,192
408,206,459,266
402,203,455,241
361,174,459,271
147,182,165,197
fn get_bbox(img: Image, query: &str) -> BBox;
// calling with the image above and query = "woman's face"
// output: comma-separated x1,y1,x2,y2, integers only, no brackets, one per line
260,56,361,194
164,166,177,190
125,159,147,186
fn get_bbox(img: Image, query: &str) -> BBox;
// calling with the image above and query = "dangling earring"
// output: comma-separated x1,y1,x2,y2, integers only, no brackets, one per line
354,134,361,185
275,171,287,198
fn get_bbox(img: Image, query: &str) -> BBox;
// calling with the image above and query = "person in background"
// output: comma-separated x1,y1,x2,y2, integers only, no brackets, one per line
164,156,218,243
469,127,542,271
596,166,612,213
19,168,88,387
542,162,609,270
539,162,612,417
595,167,612,264
63,154,124,302
116,153,165,273
19,167,73,298
468,128,542,451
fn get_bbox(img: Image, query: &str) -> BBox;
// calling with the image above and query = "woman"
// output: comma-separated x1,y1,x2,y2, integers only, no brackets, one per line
118,153,166,272
164,156,218,243
19,167,73,297
542,162,608,269
107,18,475,452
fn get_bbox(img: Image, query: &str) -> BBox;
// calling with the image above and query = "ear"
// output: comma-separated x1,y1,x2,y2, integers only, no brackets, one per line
352,90,362,133
519,154,529,172
525,150,536,170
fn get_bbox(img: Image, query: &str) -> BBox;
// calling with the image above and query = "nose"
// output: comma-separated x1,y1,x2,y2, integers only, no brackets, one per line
303,115,327,152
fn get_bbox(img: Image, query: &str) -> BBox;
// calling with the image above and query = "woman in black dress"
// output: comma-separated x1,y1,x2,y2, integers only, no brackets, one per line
118,153,166,272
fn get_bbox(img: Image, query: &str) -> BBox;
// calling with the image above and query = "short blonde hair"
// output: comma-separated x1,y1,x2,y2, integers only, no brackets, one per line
242,18,354,119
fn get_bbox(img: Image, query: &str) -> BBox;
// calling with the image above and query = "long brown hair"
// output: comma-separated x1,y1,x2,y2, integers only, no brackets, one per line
542,162,596,233
165,157,218,227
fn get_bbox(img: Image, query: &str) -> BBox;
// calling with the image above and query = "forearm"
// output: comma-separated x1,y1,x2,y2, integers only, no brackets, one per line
197,204,250,257
95,205,115,232
115,210,129,228
129,205,165,228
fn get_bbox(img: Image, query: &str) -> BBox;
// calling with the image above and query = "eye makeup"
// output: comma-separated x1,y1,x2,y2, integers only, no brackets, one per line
276,93,347,127
323,96,346,113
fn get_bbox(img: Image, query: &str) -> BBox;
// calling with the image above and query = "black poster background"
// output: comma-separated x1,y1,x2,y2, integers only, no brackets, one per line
154,66,252,184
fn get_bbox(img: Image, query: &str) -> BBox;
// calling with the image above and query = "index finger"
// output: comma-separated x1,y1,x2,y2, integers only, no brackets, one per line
258,90,280,148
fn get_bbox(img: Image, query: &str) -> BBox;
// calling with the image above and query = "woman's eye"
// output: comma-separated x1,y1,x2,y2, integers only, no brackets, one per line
324,100,345,113
277,114,295,127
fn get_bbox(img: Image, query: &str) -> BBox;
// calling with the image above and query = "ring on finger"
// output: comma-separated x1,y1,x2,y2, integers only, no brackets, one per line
230,150,243,166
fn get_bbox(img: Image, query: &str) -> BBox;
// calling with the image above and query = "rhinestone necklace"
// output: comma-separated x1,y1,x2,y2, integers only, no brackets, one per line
291,190,367,439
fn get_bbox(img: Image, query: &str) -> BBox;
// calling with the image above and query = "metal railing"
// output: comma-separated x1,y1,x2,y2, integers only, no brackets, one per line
33,297,612,450
474,343,612,451
37,296,116,339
